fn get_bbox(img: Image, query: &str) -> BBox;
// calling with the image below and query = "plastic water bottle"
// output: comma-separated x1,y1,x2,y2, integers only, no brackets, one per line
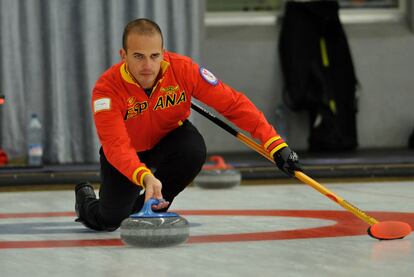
275,104,289,142
27,113,43,166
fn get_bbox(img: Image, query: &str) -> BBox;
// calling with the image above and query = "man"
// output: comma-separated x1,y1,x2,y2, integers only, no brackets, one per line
75,18,302,231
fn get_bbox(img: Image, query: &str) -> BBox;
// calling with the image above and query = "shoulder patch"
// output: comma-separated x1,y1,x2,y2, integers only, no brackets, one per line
94,98,111,113
199,67,219,86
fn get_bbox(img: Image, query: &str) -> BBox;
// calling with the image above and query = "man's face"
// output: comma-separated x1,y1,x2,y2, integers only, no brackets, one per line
120,33,164,89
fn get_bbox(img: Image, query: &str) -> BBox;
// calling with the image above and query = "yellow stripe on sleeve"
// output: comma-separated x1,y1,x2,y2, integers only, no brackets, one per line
140,171,152,189
264,136,281,150
132,166,152,188
269,142,288,158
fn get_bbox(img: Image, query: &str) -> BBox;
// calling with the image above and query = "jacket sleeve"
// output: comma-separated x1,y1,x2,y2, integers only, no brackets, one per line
189,63,288,157
92,87,152,188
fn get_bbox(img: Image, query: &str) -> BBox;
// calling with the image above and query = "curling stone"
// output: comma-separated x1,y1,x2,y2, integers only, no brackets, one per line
193,155,241,189
120,198,189,247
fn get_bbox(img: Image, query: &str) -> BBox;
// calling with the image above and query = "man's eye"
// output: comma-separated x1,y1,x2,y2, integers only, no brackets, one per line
151,54,160,60
134,55,144,60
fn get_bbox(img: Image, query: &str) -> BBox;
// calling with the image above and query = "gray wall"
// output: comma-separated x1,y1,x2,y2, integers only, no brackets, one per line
196,18,414,152
0,0,204,163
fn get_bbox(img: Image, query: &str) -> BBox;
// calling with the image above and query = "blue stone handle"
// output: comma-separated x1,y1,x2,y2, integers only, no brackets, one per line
129,198,178,218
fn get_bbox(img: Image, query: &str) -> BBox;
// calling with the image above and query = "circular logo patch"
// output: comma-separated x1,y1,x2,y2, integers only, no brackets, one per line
199,67,219,86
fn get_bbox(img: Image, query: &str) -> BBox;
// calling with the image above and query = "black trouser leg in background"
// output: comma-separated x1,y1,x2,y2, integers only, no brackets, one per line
78,120,206,231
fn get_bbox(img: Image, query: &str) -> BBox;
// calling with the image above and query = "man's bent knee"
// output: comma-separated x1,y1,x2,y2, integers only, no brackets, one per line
96,207,132,231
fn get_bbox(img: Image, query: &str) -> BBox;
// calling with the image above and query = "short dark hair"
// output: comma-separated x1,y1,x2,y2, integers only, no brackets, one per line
122,18,164,51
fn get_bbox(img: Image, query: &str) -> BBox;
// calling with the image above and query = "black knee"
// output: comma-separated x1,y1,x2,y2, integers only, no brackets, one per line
179,121,207,173
98,209,132,231
180,138,207,175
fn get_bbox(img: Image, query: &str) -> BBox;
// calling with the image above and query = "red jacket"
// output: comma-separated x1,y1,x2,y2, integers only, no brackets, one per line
92,51,287,188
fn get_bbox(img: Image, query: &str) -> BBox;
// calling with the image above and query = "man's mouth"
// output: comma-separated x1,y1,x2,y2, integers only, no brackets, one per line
140,72,153,76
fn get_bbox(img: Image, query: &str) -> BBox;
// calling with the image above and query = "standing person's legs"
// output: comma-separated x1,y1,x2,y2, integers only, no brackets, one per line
76,120,206,231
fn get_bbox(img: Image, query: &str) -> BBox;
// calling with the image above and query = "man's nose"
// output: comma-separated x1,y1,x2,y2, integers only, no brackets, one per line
142,57,152,68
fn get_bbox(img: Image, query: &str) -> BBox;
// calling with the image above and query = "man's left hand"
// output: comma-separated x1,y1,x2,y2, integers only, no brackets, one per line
274,146,303,177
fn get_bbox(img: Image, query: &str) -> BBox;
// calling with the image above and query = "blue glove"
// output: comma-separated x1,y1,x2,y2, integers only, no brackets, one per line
274,147,302,177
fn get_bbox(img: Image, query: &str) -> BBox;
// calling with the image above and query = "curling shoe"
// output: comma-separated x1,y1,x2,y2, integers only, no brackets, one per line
74,182,96,226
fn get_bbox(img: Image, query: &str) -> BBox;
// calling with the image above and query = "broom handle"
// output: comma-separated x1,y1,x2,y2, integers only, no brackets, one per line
191,101,379,226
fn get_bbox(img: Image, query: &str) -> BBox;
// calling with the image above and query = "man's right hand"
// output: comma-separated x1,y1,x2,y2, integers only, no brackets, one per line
142,174,169,210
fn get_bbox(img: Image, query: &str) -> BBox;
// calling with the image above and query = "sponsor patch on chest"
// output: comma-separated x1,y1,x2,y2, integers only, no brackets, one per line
160,85,180,93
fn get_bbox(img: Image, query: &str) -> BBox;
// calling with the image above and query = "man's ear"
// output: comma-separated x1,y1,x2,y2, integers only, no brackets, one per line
120,48,127,61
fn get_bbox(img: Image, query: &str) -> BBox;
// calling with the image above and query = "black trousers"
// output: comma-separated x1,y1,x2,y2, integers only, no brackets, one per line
79,120,206,231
